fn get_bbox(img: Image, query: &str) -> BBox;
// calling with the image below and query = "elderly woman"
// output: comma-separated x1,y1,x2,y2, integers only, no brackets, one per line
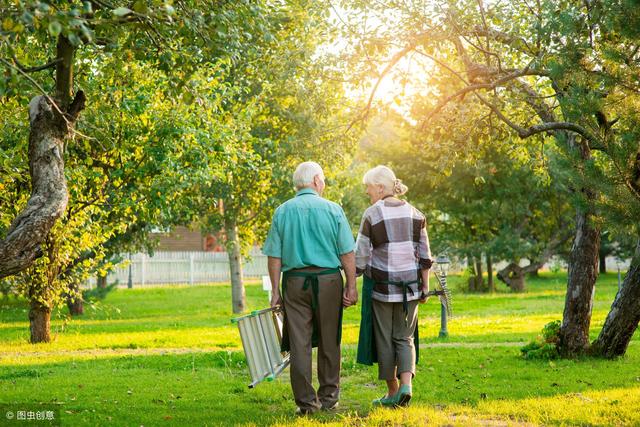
355,165,432,407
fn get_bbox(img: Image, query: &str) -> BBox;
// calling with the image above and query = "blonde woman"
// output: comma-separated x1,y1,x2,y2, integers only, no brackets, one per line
355,165,432,407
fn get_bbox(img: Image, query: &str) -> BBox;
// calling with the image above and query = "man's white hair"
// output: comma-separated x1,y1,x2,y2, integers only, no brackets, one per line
293,161,324,190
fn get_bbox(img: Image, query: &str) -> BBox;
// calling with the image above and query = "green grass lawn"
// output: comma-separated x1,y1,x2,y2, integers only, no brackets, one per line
1,272,639,426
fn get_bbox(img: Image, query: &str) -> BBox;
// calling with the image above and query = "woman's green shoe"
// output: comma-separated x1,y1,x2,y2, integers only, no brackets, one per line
395,384,412,407
372,394,396,407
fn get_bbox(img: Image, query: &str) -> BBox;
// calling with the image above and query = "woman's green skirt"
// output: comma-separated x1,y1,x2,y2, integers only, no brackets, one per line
356,275,420,365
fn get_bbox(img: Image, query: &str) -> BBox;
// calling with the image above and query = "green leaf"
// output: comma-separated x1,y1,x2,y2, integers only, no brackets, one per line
48,21,62,37
68,33,81,46
113,7,132,17
80,25,93,43
182,91,194,105
132,0,148,14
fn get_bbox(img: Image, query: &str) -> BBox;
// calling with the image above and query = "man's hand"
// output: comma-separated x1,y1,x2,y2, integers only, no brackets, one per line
267,256,282,308
340,251,357,307
271,290,283,308
343,285,358,307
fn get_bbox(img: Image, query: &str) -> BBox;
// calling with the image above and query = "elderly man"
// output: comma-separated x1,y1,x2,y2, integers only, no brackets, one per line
263,161,357,415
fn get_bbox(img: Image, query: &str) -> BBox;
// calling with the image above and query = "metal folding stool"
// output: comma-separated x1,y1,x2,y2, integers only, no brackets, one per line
231,307,290,388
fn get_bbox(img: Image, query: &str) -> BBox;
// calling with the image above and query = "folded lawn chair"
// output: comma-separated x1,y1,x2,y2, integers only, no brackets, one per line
231,307,290,388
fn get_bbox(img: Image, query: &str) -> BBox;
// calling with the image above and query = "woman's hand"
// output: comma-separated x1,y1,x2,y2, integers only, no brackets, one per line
419,268,430,303
419,284,430,304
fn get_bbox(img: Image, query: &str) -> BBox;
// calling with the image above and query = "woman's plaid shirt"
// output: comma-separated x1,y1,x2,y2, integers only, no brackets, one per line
355,199,432,303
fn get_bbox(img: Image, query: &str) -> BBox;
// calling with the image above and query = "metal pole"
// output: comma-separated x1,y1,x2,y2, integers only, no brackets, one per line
618,264,622,290
439,303,448,338
127,253,133,289
439,271,449,338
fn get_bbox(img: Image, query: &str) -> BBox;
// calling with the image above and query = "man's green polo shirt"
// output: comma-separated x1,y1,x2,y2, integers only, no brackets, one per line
262,188,355,272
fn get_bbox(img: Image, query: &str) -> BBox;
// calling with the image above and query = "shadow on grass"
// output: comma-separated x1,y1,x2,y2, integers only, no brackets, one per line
2,322,637,354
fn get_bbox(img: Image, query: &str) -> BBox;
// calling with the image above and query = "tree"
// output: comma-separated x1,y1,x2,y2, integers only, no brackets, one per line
0,0,275,341
338,0,640,357
197,2,359,313
358,110,573,293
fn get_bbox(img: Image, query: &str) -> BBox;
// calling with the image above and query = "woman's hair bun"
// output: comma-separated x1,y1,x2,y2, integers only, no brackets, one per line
393,179,408,195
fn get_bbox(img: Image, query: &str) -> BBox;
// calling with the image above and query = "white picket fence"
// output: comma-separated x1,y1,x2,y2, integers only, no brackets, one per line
87,250,268,287
86,251,631,288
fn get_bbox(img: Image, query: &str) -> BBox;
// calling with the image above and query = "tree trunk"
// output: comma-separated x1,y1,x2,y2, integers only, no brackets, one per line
497,263,526,292
475,256,484,291
29,302,52,343
225,217,245,314
0,97,69,279
590,238,640,358
97,273,107,289
466,255,475,291
558,208,600,357
467,256,485,292
0,35,84,280
487,254,494,292
66,281,84,316
599,252,607,274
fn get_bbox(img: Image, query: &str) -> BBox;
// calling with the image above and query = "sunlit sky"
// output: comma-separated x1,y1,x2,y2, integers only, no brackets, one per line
327,5,437,121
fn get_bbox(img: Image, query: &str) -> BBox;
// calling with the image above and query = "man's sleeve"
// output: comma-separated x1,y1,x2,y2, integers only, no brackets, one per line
262,211,282,258
336,209,356,255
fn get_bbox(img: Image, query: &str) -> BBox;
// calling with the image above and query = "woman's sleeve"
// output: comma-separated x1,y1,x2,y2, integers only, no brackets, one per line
418,217,433,270
355,213,372,276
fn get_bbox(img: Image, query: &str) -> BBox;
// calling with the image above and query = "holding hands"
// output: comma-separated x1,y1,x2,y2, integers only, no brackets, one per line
343,284,358,308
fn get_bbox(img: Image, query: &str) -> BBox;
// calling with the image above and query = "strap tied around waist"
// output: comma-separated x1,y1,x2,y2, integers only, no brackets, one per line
282,267,343,348
374,278,419,325
285,268,341,311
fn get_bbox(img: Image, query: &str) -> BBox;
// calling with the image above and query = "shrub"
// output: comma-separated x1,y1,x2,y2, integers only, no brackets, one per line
521,320,561,360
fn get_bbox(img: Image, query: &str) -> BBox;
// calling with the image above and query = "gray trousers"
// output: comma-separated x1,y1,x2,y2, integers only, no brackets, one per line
283,268,342,411
372,299,419,380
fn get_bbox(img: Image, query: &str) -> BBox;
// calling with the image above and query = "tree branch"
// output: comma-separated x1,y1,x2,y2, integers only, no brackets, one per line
362,43,416,119
469,26,535,54
422,66,550,123
12,56,62,73
477,96,603,148
415,44,604,150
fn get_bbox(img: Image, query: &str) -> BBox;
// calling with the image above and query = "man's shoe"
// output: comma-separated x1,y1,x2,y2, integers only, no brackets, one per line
372,393,396,407
295,407,317,416
321,401,339,411
395,384,412,407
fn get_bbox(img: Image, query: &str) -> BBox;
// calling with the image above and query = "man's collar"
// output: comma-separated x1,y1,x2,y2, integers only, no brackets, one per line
296,188,319,197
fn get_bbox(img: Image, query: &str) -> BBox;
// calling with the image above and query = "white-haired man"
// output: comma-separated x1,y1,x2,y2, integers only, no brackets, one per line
263,161,357,415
